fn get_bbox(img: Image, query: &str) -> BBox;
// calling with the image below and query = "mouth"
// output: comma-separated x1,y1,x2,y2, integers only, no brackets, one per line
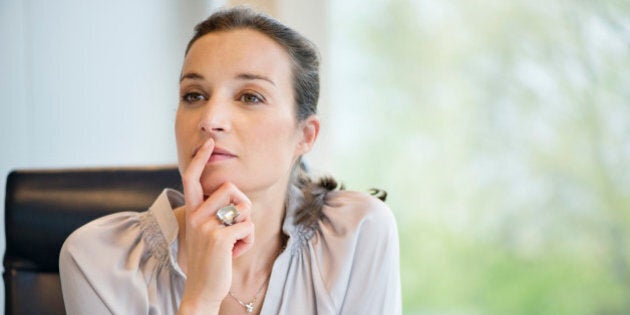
208,150,237,163
192,145,237,163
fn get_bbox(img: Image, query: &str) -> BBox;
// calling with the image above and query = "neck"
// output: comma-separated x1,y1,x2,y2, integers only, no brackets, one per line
231,182,288,281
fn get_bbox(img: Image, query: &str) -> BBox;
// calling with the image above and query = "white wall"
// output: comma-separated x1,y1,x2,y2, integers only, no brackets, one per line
0,0,218,309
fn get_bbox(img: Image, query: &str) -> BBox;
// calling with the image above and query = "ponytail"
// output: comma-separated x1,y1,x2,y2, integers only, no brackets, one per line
290,159,387,229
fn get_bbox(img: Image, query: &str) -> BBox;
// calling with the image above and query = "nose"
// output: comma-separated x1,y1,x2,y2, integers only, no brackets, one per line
199,96,231,134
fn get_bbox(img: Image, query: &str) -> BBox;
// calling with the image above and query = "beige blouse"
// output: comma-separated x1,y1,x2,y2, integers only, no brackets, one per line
59,188,402,314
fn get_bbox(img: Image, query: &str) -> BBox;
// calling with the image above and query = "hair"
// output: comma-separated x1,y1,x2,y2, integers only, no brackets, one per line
186,7,385,229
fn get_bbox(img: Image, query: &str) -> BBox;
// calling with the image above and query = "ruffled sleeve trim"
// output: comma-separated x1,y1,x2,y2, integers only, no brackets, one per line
138,189,185,273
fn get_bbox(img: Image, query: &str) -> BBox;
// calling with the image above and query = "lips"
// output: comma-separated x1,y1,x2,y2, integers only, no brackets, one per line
192,144,236,163
208,150,236,163
210,147,236,157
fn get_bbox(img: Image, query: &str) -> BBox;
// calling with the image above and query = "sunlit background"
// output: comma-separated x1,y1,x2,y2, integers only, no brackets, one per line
1,0,629,313
328,1,630,314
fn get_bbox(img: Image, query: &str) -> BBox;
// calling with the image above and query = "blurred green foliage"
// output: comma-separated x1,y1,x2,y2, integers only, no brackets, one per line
328,0,630,314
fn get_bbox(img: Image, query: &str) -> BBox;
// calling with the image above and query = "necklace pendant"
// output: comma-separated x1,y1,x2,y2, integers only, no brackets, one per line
245,302,254,313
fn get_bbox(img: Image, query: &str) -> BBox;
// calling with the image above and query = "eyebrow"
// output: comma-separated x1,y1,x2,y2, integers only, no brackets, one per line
179,71,276,86
236,73,276,86
180,72,204,83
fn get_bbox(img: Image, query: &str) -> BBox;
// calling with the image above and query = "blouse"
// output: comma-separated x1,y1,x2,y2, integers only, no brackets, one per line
59,187,402,314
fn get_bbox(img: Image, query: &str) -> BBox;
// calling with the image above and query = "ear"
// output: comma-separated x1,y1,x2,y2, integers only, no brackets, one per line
296,115,320,155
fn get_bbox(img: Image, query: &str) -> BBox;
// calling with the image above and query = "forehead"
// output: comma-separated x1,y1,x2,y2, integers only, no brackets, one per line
182,29,293,85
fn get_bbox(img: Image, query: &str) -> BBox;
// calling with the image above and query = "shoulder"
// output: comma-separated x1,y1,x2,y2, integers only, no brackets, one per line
320,190,397,238
311,190,399,261
59,210,163,302
60,211,149,273
325,190,392,216
61,211,143,254
60,189,181,265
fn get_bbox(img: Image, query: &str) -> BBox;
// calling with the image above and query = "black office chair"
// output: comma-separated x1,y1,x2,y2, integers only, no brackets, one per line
3,166,181,315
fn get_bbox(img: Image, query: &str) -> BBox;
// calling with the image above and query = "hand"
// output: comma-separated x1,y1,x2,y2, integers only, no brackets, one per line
178,138,255,314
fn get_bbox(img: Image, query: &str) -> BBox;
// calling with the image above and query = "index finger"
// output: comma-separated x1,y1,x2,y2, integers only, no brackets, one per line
182,138,214,211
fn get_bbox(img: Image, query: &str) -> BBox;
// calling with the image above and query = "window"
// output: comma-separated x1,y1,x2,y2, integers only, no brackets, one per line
328,1,630,313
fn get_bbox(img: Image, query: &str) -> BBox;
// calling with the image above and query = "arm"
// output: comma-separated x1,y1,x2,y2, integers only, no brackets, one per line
338,199,403,315
59,240,114,315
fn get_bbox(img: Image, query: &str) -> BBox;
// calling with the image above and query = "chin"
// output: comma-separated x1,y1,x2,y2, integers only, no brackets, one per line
200,174,229,196
199,167,289,198
199,170,253,195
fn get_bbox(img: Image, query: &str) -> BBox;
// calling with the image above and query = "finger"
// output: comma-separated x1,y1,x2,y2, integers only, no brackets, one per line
231,197,252,225
194,182,252,221
197,218,254,254
226,221,255,258
187,182,252,229
182,138,214,211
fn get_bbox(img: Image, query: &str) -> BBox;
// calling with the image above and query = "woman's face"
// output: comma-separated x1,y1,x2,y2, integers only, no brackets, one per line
176,29,316,196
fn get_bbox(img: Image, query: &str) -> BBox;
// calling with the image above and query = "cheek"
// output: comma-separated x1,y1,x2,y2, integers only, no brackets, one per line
175,111,193,170
240,113,286,150
255,120,300,164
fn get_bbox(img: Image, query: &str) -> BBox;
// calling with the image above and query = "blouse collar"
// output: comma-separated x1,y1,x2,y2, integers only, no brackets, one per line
148,188,184,245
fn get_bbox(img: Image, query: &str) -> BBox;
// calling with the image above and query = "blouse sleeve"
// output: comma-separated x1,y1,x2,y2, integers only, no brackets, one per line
319,191,403,315
59,242,113,315
59,211,151,315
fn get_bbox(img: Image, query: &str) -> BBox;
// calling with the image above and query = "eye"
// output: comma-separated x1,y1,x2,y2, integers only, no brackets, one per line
181,92,206,104
239,92,265,105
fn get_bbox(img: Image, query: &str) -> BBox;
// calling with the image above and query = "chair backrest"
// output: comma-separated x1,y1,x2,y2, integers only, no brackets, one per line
3,166,182,315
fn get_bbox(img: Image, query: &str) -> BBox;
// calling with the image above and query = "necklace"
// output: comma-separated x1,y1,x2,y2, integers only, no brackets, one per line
228,276,270,313
229,238,287,313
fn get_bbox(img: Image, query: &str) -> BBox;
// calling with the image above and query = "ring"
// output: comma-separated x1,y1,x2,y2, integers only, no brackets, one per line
217,204,240,226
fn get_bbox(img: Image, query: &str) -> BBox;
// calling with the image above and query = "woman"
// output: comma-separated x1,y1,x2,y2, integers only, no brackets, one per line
60,7,401,315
